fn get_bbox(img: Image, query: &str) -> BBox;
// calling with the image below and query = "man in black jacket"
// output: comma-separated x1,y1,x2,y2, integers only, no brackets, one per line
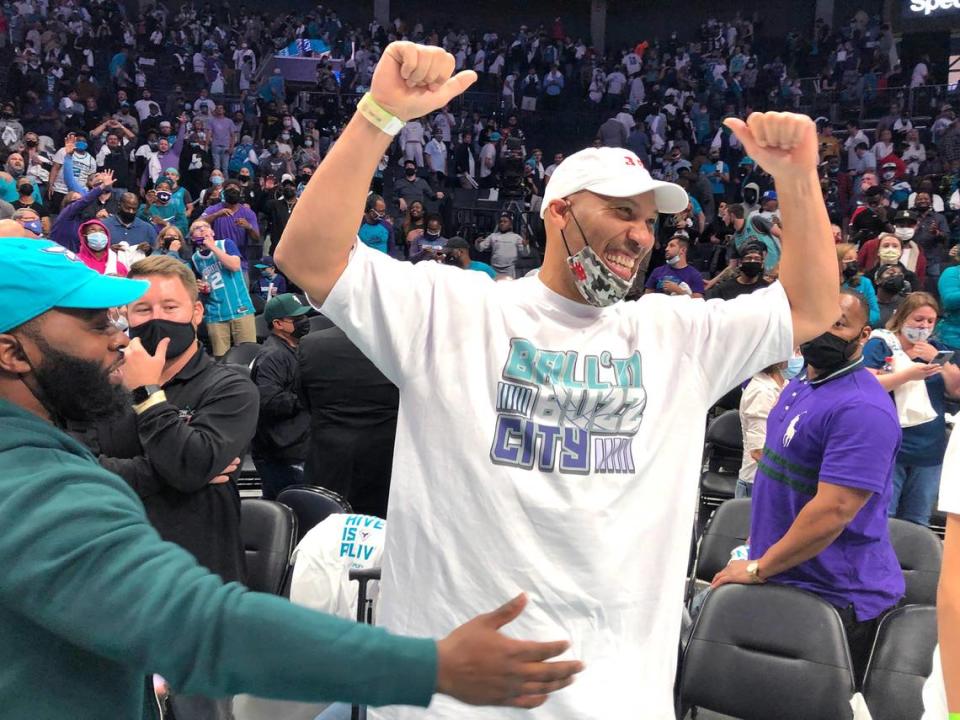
251,293,312,499
453,130,478,188
74,255,257,586
298,326,399,517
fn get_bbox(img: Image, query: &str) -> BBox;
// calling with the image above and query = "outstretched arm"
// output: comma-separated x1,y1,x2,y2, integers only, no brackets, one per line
275,42,476,303
725,113,838,344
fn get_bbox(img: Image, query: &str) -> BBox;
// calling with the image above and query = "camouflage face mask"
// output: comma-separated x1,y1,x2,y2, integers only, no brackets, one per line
562,208,633,308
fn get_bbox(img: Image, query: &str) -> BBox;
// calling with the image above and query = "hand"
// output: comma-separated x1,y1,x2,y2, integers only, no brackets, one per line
908,341,939,363
724,112,819,180
436,191,445,199
151,215,166,227
121,337,169,390
904,362,942,382
398,197,407,212
661,281,682,295
197,280,212,294
436,594,583,708
711,559,765,589
202,235,217,252
234,217,252,229
99,169,116,188
137,242,153,254
264,175,276,189
63,133,76,155
96,208,109,219
178,112,188,124
210,456,240,485
950,245,960,260
370,41,477,122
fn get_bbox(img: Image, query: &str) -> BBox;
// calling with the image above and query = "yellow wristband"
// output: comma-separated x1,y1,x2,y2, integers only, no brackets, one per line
357,93,405,137
133,390,167,415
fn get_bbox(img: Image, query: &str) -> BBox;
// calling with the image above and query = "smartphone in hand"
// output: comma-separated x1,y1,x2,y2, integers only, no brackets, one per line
932,350,955,366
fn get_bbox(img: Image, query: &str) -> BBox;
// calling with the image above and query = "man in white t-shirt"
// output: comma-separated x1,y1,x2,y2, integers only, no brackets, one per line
923,428,959,718
276,41,840,720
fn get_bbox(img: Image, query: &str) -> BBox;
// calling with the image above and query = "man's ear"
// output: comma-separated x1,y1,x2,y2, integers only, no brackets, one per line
0,334,32,375
192,300,204,328
545,198,571,232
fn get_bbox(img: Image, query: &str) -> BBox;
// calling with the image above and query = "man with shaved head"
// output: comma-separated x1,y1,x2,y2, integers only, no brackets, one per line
101,191,158,249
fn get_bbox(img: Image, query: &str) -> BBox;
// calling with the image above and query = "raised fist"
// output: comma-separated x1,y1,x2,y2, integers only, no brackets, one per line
370,41,477,122
724,112,819,180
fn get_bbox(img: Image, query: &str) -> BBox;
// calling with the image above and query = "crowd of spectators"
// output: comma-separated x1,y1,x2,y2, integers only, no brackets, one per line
0,0,958,718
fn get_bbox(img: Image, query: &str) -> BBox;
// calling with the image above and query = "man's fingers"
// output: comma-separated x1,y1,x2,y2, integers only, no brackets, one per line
507,695,548,709
747,112,769,148
518,676,576,696
390,42,417,81
209,476,230,485
723,117,755,156
427,51,455,87
436,70,478,106
154,337,170,358
482,592,527,629
511,639,572,662
517,660,584,683
407,49,437,86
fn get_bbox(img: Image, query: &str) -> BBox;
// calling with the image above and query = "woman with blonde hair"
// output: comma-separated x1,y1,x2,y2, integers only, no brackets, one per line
838,242,880,327
863,292,960,525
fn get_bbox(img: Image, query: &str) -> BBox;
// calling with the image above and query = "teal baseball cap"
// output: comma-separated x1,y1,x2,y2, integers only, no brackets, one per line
0,239,149,333
264,293,311,326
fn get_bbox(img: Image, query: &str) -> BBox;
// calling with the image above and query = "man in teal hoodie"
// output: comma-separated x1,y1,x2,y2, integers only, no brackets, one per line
0,239,582,719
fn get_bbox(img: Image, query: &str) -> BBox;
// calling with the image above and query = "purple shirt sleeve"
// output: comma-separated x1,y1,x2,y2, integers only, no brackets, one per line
819,403,900,494
224,239,242,257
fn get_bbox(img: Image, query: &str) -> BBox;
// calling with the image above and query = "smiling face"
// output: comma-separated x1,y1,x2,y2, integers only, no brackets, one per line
542,190,659,297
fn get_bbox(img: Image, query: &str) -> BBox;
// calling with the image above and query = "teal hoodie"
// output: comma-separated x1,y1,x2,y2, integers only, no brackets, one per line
0,400,436,719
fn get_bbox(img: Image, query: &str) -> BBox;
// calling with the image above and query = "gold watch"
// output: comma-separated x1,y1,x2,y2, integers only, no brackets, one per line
746,561,764,583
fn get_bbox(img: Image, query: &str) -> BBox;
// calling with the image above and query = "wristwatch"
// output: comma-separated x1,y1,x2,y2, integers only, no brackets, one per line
746,561,765,583
131,384,163,405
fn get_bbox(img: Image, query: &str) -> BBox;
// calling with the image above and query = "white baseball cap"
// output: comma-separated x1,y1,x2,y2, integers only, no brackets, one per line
539,146,689,219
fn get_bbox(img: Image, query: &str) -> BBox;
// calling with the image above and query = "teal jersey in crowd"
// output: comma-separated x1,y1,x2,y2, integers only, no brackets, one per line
192,240,255,323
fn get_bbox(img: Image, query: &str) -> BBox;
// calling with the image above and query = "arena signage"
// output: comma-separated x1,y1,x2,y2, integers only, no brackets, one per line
907,0,960,14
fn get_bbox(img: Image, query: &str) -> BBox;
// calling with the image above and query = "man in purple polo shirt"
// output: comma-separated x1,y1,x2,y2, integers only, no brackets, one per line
201,178,261,267
207,104,237,174
643,235,705,298
712,289,905,685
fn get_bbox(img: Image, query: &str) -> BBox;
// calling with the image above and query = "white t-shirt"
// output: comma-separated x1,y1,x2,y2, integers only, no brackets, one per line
317,243,793,720
289,513,386,620
921,428,958,718
52,149,96,194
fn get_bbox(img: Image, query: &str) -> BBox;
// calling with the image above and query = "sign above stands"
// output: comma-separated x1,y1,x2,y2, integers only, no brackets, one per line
907,0,960,15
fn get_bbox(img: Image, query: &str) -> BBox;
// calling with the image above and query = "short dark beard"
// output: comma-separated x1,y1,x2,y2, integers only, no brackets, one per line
22,333,130,425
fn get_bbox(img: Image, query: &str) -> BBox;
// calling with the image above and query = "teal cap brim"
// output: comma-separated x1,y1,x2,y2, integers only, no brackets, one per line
55,274,150,311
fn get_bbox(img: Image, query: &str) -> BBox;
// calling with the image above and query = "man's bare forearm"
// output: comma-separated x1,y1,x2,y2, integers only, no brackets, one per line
275,116,391,301
777,171,838,343
941,514,960,713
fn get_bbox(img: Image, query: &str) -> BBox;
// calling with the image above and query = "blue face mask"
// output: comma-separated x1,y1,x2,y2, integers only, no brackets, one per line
784,355,805,380
85,231,109,251
211,175,224,186
22,219,43,236
75,141,88,152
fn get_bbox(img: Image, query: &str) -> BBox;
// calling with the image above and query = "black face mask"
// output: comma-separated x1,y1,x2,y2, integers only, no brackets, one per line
129,318,197,358
25,139,37,147
405,168,416,177
117,208,137,223
743,189,757,205
740,261,763,278
17,184,32,196
238,175,250,183
223,188,241,204
800,330,862,371
291,316,311,339
15,334,128,426
282,186,296,199
881,276,905,293
842,262,859,280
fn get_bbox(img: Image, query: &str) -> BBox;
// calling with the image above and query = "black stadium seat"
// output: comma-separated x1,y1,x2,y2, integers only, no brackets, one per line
255,314,268,343
222,342,263,368
888,518,943,605
240,499,297,595
680,584,856,720
862,605,938,720
692,498,752,585
276,485,353,544
698,410,743,529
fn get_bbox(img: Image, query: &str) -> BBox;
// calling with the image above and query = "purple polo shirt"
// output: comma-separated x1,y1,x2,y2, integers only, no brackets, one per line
645,263,705,295
201,202,259,260
750,360,905,621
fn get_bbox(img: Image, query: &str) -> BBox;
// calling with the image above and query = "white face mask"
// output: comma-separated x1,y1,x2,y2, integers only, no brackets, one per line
666,254,681,266
894,227,915,242
902,325,932,344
